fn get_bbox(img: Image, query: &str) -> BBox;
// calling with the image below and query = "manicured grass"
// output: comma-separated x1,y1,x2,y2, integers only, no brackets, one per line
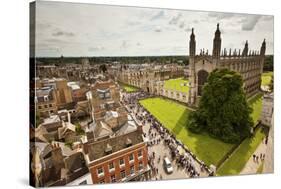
261,72,273,86
249,94,263,125
217,127,266,176
140,97,233,166
119,83,138,93
164,78,189,93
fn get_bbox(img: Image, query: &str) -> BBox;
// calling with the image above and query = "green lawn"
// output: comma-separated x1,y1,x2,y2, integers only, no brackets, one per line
261,72,273,86
249,94,263,125
164,78,189,93
119,83,138,93
217,127,266,175
140,97,233,166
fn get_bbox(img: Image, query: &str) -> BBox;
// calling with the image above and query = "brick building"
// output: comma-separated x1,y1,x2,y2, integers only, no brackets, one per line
83,126,149,184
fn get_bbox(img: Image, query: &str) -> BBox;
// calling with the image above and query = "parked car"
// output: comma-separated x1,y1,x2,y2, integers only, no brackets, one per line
163,157,173,174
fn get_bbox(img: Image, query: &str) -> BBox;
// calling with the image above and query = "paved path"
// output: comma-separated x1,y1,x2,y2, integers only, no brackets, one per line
240,141,267,175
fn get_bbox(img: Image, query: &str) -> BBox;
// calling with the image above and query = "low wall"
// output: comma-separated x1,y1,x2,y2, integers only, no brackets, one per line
160,88,189,104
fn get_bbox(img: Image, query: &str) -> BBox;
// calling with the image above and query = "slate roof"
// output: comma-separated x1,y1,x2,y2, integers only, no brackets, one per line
85,128,144,161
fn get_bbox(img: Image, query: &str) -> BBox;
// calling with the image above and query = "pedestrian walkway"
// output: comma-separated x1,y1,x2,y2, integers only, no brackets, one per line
240,140,267,175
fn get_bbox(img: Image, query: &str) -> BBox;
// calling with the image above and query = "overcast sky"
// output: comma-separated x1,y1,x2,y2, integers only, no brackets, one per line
35,1,274,57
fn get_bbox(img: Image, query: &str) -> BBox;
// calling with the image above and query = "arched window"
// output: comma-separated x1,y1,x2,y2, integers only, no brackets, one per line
197,70,209,96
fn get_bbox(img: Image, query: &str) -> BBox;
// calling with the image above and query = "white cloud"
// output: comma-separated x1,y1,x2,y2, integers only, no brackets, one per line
241,15,262,31
35,1,273,57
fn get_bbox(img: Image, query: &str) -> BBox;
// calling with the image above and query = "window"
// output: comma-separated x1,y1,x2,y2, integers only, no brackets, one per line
38,105,42,110
44,105,48,108
139,161,143,170
99,179,105,184
130,165,134,175
138,150,142,157
109,162,114,170
105,92,110,98
121,170,126,179
111,175,116,183
49,104,52,107
119,158,124,166
100,104,105,109
129,154,134,161
97,167,104,175
99,93,105,99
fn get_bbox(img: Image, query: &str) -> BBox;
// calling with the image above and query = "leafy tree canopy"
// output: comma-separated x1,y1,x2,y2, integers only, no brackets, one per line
187,69,253,143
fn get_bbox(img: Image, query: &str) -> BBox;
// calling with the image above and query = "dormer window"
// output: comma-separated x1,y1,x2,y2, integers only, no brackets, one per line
126,138,132,147
44,95,49,102
99,93,105,99
105,143,112,155
105,92,110,98
97,89,110,99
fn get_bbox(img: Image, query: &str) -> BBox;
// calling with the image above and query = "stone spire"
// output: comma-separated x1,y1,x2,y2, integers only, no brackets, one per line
189,28,196,57
260,39,266,56
212,23,222,58
242,40,249,56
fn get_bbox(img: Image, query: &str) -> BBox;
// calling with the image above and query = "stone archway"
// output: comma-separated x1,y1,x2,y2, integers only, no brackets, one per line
146,80,150,93
197,70,209,96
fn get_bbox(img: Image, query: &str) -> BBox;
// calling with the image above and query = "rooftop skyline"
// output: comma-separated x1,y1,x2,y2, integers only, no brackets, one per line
35,1,274,57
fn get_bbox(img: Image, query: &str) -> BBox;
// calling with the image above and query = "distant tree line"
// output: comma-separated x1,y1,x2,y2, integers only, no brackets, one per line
36,55,189,65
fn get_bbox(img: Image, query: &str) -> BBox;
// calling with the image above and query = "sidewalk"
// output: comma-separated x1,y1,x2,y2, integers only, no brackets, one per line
240,140,267,175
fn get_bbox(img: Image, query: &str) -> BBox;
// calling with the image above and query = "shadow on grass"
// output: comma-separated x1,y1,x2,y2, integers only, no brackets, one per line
171,109,190,135
168,103,233,167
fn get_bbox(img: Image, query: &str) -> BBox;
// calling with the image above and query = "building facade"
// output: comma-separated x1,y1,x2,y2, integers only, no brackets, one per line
83,127,149,184
118,64,184,94
188,24,266,105
261,93,274,126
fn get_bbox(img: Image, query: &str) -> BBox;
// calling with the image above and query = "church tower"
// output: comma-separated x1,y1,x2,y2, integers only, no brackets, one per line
212,23,221,57
188,28,196,105
260,39,266,56
212,23,222,67
242,40,249,56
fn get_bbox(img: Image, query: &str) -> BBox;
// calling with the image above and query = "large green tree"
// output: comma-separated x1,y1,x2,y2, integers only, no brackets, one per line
187,69,253,143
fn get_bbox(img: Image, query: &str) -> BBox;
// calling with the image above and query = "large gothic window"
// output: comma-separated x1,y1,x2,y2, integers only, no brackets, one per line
197,70,209,96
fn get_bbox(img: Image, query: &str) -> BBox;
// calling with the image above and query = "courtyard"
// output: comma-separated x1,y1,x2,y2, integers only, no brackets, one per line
164,78,189,93
140,95,264,172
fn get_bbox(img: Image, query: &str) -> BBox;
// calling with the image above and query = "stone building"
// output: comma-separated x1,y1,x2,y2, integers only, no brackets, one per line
36,78,73,111
118,64,184,94
89,79,128,129
261,93,274,126
188,24,266,105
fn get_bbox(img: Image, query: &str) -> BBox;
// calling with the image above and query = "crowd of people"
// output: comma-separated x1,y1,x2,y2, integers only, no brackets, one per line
121,90,212,179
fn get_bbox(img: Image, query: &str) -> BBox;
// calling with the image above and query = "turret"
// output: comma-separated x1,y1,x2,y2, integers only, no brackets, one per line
212,23,222,58
189,28,196,57
242,40,249,56
188,28,196,105
260,39,266,56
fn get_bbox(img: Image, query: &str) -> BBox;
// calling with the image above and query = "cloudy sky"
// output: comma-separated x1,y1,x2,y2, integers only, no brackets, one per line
35,1,274,57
